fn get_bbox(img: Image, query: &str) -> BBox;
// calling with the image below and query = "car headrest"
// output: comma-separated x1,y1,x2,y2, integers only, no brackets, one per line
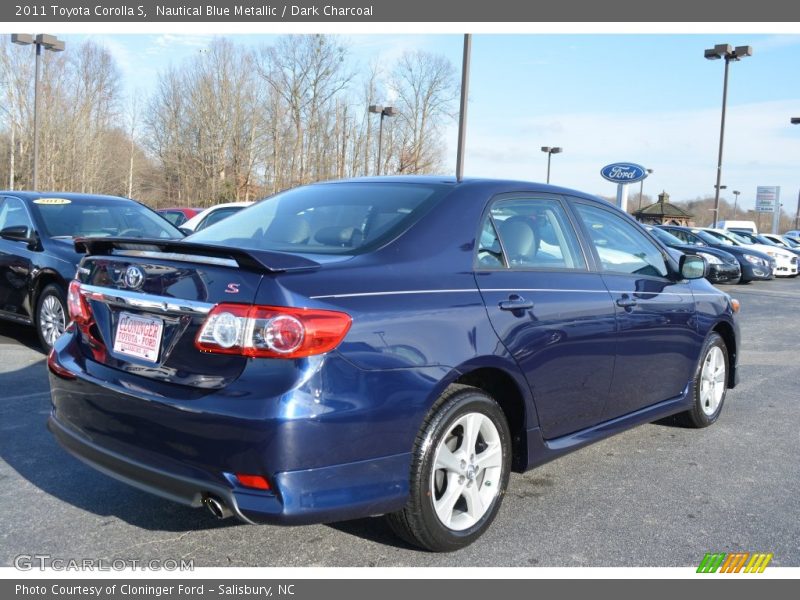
498,217,537,259
314,226,364,248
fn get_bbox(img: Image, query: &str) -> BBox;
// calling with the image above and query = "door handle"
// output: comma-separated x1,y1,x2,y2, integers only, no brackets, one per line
616,294,637,308
499,295,534,311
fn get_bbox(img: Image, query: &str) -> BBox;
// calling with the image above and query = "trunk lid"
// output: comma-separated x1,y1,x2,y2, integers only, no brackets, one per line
72,238,319,388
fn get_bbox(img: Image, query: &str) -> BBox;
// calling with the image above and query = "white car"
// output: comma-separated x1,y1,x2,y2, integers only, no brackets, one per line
760,233,800,251
701,228,798,277
180,202,254,234
784,230,800,242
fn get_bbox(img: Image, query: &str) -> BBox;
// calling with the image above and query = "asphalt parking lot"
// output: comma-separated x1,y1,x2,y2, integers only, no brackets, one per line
1,277,799,568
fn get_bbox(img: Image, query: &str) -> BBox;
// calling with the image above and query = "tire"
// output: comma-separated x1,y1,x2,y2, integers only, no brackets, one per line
677,332,729,428
35,283,67,351
386,384,512,552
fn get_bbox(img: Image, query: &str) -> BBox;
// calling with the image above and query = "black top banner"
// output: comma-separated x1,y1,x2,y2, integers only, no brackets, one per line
3,0,800,22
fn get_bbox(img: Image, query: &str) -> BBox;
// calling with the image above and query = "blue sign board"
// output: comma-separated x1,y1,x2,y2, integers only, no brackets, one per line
600,163,648,184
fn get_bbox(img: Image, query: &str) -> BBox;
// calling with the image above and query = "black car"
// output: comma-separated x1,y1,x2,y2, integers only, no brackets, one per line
645,226,741,284
658,225,773,283
0,192,183,349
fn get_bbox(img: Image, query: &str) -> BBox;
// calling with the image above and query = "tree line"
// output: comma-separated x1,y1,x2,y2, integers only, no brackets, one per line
0,34,458,207
622,193,798,231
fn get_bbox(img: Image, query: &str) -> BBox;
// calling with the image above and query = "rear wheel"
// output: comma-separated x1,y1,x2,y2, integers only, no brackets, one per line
36,284,67,351
678,332,728,428
386,385,511,552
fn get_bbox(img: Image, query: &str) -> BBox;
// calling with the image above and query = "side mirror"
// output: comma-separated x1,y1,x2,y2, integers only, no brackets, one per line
0,225,34,244
680,254,707,280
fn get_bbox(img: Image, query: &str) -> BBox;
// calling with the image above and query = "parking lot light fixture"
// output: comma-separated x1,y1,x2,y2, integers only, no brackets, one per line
733,190,741,218
368,104,397,176
11,33,66,190
637,168,654,210
793,119,800,228
705,43,752,228
541,146,562,184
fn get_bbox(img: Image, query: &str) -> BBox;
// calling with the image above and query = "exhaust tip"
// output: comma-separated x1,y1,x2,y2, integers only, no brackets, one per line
203,495,231,519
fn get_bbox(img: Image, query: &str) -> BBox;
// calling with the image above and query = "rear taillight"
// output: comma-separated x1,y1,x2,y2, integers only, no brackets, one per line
67,280,91,325
195,304,352,359
47,348,76,379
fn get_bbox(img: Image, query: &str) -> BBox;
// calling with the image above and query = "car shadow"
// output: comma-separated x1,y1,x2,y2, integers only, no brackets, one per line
0,357,240,533
0,321,44,353
326,518,421,552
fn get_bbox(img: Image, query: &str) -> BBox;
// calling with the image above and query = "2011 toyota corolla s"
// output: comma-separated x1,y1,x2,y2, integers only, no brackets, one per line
47,177,740,552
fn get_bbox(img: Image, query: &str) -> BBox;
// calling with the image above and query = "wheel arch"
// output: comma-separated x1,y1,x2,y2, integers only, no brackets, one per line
31,269,68,311
710,319,737,389
427,357,535,473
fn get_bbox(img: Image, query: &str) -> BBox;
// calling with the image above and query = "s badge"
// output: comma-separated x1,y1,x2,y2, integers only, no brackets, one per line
225,283,241,294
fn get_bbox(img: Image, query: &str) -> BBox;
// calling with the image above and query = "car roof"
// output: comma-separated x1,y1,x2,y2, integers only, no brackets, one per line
318,175,596,195
0,191,138,205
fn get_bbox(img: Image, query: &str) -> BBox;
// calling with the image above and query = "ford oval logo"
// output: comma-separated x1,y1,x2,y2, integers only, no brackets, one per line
600,163,647,184
123,265,145,290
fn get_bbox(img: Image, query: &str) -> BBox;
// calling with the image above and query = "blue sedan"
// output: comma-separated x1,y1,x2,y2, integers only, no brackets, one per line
48,177,740,551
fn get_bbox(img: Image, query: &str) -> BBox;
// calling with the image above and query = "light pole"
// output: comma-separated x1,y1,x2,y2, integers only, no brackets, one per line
540,146,562,184
637,168,654,210
711,184,726,226
793,118,800,229
732,190,740,217
368,104,397,176
11,33,65,190
704,43,752,228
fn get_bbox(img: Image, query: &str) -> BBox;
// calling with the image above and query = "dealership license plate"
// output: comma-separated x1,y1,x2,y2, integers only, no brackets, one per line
113,312,163,363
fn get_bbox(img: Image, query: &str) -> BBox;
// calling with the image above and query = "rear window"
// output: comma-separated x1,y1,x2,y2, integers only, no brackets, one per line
31,199,183,240
187,182,450,254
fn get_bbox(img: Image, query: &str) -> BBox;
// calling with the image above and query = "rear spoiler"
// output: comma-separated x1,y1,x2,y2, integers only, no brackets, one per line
74,238,321,273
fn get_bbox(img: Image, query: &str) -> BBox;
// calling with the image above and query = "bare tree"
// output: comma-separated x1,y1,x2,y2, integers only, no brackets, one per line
389,50,458,174
0,34,459,207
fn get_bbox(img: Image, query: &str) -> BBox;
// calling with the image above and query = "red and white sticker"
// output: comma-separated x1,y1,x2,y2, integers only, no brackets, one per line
113,312,163,363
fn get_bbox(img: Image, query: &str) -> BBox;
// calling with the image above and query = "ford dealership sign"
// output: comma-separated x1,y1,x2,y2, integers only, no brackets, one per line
600,163,647,184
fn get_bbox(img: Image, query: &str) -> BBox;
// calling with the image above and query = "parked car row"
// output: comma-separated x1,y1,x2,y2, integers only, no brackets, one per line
654,224,799,284
30,177,744,552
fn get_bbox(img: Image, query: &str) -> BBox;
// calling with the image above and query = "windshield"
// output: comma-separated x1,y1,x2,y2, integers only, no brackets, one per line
702,230,740,246
729,230,762,244
31,198,183,240
648,226,684,246
188,182,451,254
690,230,724,246
754,234,779,246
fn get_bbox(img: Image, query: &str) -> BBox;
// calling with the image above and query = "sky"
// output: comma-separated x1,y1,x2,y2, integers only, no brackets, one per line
34,32,800,214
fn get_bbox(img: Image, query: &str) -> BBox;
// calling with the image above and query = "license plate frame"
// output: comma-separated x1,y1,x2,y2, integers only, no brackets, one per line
113,311,164,363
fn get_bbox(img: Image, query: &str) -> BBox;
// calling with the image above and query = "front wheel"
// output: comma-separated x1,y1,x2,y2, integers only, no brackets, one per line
35,284,67,351
386,385,511,552
678,332,729,428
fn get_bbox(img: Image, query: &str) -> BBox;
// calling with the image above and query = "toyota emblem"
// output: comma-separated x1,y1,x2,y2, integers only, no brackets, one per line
123,265,145,290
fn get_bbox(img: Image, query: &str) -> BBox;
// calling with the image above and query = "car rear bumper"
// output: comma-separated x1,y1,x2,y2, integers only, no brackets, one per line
47,333,431,525
48,414,409,525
